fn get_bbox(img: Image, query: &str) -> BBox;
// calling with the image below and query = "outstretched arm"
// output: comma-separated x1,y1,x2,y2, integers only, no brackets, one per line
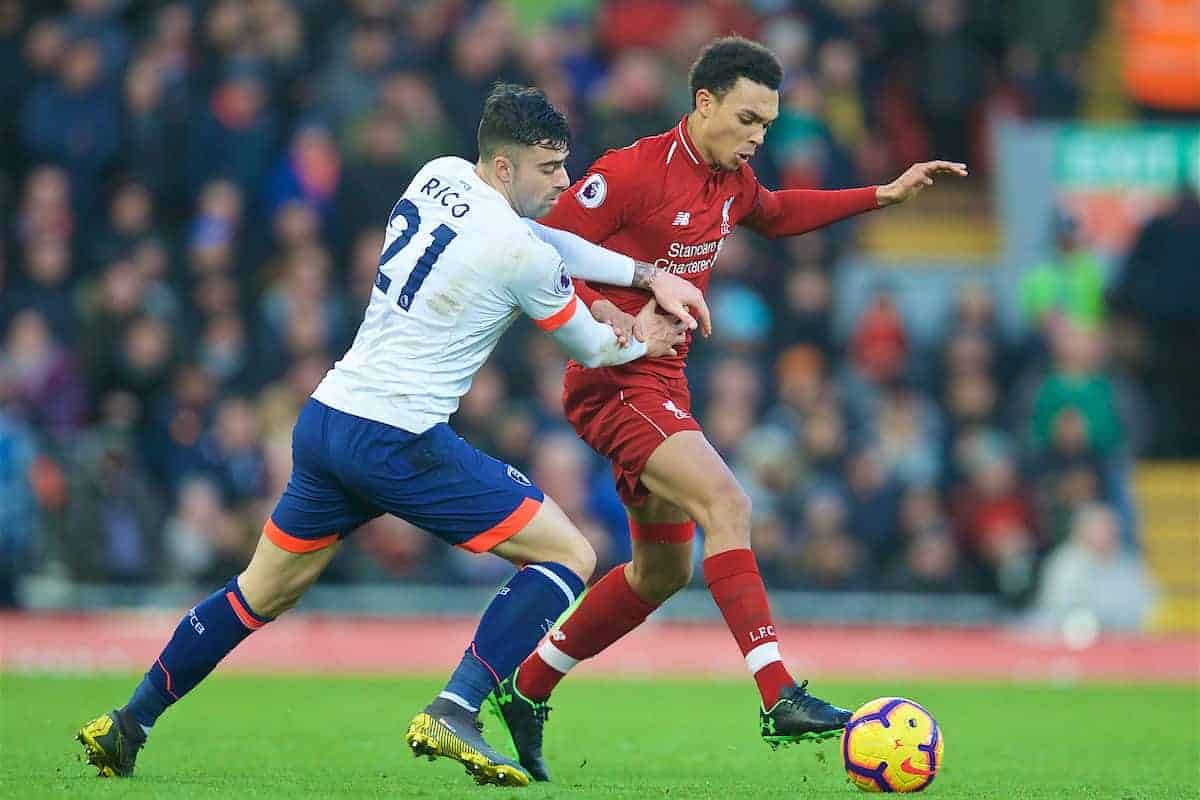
743,186,880,239
742,161,968,239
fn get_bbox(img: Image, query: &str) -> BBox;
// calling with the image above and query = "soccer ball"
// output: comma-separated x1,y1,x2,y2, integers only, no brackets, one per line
841,697,944,793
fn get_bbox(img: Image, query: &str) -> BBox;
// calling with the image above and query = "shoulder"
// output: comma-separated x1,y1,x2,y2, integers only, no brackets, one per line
589,130,673,181
511,226,572,295
575,131,672,207
406,156,477,198
514,224,563,271
420,155,474,177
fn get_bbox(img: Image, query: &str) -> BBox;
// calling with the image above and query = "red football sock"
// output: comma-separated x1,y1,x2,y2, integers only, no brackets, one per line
703,548,794,707
516,564,658,700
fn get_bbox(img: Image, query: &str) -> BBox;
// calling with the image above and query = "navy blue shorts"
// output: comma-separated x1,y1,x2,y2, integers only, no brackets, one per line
266,399,544,553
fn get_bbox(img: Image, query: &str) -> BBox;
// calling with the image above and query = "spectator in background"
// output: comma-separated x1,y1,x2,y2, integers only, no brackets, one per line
915,0,987,163
940,283,1014,389
162,476,250,584
885,484,978,593
103,314,175,408
91,178,159,268
1029,322,1122,460
703,357,763,457
1020,211,1106,338
1004,0,1097,117
187,73,276,199
121,57,180,210
796,485,865,591
874,381,942,488
337,113,417,248
588,49,677,154
799,399,849,486
20,36,122,221
768,74,839,191
197,396,267,506
3,308,86,441
1108,189,1200,457
316,21,395,146
850,288,908,387
263,122,343,242
436,4,526,138
377,70,463,173
143,363,218,492
1029,503,1157,633
844,445,903,562
0,370,39,606
196,312,253,393
885,529,975,594
0,0,28,180
950,430,1038,603
777,264,834,358
257,244,350,370
62,410,166,583
766,344,828,436
16,165,75,246
3,237,76,342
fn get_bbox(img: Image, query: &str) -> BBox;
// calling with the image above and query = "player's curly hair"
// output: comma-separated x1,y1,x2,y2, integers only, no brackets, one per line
688,36,783,106
477,83,571,159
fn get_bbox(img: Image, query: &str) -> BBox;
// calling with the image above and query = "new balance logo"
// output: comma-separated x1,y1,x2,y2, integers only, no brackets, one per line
551,630,566,641
672,211,690,226
662,400,690,419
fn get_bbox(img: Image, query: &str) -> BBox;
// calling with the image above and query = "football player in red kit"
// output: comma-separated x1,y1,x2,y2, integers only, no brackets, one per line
490,37,967,780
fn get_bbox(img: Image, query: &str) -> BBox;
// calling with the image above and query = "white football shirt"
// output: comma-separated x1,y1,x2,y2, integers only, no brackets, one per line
312,156,576,432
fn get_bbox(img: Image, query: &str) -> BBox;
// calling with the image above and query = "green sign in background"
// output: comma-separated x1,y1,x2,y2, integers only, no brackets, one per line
1055,126,1200,190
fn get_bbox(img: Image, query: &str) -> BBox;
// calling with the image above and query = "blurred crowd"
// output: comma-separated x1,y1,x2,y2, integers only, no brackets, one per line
0,0,1190,622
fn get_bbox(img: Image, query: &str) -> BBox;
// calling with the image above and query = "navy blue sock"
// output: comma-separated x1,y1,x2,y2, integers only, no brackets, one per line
441,562,585,712
124,576,271,729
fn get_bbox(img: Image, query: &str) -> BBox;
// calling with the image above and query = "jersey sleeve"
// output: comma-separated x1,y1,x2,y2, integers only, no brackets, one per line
509,236,579,332
740,180,880,239
538,149,639,243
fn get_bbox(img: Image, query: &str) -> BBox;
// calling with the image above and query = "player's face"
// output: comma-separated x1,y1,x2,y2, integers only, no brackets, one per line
511,145,571,218
701,77,779,171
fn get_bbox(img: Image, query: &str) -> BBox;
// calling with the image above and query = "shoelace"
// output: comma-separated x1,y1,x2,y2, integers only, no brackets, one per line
782,680,824,711
532,702,552,724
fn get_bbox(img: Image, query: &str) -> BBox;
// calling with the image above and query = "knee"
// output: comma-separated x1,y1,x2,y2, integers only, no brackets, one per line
626,558,692,604
558,536,596,584
695,484,752,541
523,529,596,585
237,572,305,619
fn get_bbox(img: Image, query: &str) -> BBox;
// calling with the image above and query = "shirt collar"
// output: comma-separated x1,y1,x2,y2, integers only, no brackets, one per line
674,115,716,176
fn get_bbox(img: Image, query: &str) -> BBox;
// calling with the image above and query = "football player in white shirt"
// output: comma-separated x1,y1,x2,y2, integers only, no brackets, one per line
76,84,709,788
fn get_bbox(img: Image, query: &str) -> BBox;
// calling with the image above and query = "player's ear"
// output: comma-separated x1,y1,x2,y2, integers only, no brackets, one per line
492,153,514,184
694,88,715,119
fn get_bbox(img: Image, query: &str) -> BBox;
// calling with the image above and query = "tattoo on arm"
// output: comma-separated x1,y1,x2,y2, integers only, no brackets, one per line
631,261,658,290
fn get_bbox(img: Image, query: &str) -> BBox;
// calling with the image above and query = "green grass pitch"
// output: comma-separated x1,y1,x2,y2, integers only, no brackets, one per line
2,673,1195,798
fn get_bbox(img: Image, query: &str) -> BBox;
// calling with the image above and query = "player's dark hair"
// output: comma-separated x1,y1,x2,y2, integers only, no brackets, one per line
688,36,783,106
477,83,571,159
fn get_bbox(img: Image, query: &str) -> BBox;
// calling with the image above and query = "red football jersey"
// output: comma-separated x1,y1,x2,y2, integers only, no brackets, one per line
540,116,763,379
541,115,878,381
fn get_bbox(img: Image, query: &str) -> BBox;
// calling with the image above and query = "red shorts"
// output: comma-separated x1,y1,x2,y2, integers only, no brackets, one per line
562,364,702,506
